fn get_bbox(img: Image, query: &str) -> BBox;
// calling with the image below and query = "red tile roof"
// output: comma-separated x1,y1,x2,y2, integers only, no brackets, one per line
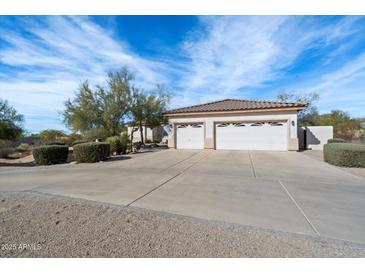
164,99,307,115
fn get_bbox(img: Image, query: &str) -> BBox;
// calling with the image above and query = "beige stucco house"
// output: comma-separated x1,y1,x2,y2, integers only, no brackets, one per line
163,99,307,151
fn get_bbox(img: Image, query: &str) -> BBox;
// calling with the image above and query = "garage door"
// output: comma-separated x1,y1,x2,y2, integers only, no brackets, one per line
176,124,204,149
216,121,288,151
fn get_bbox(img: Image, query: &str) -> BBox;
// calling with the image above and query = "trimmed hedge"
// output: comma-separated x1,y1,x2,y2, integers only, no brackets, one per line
33,145,69,165
72,140,87,147
327,138,346,144
323,143,365,167
73,142,110,163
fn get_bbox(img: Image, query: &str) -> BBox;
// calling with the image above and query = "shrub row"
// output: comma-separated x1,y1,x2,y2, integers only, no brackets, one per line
32,145,69,165
323,143,365,168
73,142,110,163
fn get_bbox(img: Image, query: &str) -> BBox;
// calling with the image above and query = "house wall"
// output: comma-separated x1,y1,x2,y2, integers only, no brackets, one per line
306,126,333,150
167,110,299,150
127,126,163,142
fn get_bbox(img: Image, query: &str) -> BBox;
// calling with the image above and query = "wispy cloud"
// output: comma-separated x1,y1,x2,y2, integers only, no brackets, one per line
304,52,365,115
1,16,365,132
0,16,169,131
174,16,365,107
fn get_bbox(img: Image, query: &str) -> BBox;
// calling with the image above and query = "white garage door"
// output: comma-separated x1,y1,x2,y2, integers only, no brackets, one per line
216,121,288,151
176,124,204,149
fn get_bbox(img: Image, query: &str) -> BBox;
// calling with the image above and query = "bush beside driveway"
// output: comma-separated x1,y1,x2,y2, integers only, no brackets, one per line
302,150,365,178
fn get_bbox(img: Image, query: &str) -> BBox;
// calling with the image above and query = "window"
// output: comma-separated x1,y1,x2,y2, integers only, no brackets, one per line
217,123,229,127
251,122,264,127
177,125,187,128
191,124,202,128
233,122,246,127
268,122,283,126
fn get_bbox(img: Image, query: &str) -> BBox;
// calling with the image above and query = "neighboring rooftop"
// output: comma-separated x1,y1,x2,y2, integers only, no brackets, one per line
164,99,307,115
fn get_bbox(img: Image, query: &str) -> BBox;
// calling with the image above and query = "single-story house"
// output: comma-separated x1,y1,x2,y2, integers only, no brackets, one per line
163,99,307,151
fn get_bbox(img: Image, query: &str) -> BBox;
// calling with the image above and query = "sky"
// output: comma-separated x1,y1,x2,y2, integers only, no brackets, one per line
1,15,365,133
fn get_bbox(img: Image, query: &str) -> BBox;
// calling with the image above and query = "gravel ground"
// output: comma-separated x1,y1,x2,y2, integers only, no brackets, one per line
0,191,364,258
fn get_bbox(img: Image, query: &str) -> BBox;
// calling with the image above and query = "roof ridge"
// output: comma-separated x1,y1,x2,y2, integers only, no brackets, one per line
163,98,307,115
166,98,231,112
224,98,307,105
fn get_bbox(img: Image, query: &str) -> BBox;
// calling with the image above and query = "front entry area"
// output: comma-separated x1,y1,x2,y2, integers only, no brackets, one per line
215,121,288,151
176,123,204,149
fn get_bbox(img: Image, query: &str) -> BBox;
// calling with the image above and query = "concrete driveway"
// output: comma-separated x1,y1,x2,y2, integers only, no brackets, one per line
1,149,364,244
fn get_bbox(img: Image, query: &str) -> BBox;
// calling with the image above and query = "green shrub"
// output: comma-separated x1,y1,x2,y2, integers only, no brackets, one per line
106,136,122,154
32,145,69,165
73,142,110,163
16,143,30,151
72,140,87,147
45,141,66,146
327,138,346,144
323,143,365,167
120,131,129,154
0,140,14,149
0,148,14,158
84,128,110,141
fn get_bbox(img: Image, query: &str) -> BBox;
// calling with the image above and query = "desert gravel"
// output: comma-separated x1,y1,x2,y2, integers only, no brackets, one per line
0,191,364,258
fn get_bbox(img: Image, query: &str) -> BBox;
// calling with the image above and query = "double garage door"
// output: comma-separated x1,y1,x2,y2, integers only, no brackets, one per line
176,121,288,151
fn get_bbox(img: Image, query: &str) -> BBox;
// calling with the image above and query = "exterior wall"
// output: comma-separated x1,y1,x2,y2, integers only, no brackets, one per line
167,111,299,150
127,126,162,142
306,126,333,150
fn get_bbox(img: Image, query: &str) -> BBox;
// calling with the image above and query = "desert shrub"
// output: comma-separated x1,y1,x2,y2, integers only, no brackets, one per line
45,141,66,146
0,140,14,148
84,128,110,141
323,143,365,167
327,138,346,144
73,142,110,163
120,131,129,154
16,143,30,151
32,145,69,165
63,133,82,146
0,147,14,158
72,140,87,147
106,136,122,154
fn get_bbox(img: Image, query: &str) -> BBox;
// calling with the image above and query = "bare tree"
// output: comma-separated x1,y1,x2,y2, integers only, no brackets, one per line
276,91,320,126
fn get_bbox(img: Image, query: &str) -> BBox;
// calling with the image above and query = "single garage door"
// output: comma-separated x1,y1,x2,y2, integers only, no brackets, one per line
176,123,204,149
216,121,288,151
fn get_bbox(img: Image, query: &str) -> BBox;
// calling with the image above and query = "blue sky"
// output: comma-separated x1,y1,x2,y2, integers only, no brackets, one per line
1,16,365,133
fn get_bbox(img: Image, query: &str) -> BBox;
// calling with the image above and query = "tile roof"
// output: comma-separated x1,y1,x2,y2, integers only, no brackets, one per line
164,99,307,115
